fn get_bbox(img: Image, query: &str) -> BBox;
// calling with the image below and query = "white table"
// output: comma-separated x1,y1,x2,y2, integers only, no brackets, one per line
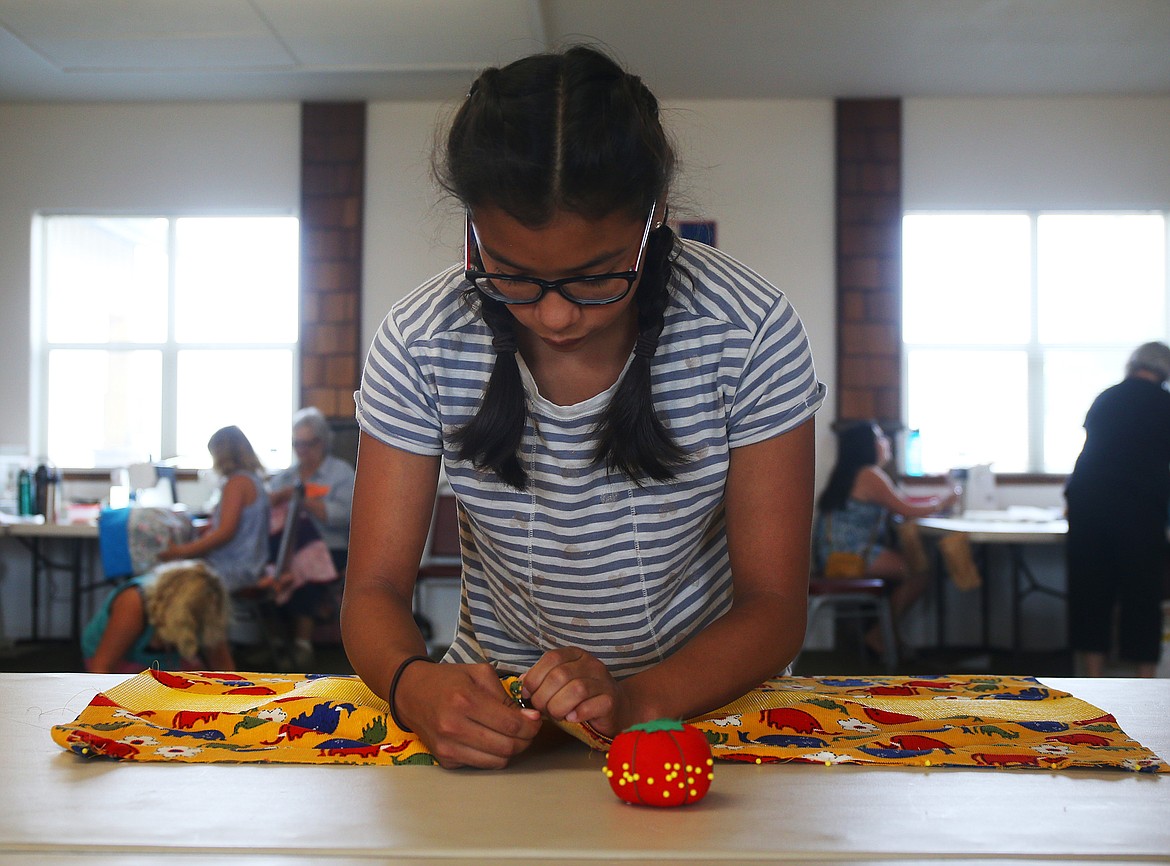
917,512,1067,657
1,672,1167,864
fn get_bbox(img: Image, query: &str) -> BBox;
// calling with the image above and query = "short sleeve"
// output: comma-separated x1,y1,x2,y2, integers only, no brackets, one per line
355,310,445,456
727,295,825,448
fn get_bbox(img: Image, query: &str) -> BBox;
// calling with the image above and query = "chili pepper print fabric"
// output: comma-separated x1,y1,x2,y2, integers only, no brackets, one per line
51,671,1164,772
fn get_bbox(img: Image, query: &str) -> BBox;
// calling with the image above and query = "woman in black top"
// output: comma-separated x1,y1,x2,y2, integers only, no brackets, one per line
1065,341,1170,677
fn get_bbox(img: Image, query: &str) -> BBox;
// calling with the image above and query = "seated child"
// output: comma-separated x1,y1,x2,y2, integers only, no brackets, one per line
82,560,236,673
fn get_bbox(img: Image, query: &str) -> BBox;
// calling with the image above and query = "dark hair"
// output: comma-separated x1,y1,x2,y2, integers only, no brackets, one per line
437,44,687,489
815,421,880,513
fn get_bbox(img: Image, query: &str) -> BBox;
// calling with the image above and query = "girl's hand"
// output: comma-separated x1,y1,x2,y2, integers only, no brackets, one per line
395,660,542,769
522,646,630,738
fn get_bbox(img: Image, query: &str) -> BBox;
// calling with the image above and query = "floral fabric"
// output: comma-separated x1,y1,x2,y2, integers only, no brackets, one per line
51,671,1164,772
127,508,193,576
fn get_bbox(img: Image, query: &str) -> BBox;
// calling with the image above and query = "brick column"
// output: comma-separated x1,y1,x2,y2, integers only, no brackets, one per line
835,99,902,429
299,102,365,420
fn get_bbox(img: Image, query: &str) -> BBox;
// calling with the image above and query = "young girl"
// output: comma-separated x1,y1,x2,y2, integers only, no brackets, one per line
158,425,270,594
83,560,234,673
344,45,824,769
813,421,960,655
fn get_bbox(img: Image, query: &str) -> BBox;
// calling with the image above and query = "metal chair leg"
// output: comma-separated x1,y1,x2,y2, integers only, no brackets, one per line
875,597,899,671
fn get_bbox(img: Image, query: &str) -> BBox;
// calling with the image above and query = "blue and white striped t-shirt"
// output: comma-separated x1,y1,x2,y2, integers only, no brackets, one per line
356,238,825,677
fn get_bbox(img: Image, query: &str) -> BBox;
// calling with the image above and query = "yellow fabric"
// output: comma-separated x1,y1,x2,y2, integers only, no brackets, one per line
51,670,1164,772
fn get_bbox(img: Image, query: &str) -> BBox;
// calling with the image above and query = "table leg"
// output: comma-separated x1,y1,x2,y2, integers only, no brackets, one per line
979,545,991,651
1011,544,1022,662
18,534,96,644
69,538,83,641
1009,543,1065,664
933,543,947,648
30,537,41,641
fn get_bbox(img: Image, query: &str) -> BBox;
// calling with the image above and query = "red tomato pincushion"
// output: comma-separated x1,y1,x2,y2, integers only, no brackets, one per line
603,719,714,807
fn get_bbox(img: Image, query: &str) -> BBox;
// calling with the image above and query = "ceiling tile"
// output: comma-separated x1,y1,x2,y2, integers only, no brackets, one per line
254,0,539,70
0,0,293,70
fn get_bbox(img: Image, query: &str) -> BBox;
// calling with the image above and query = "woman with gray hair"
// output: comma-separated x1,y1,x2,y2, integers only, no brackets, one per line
271,407,356,569
269,407,356,665
1065,341,1170,677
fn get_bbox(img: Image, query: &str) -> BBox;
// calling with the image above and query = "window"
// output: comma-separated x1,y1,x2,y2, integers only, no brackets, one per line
903,211,1168,475
34,215,299,469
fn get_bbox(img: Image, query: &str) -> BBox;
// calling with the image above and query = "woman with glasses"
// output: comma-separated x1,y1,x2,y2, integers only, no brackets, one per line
270,407,355,575
269,406,355,665
345,45,824,768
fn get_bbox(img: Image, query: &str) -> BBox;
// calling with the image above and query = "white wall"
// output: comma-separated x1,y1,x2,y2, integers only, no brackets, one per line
667,99,837,478
905,96,1170,209
362,100,462,343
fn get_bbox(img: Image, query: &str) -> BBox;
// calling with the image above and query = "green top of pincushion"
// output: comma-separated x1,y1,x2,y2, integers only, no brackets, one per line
624,718,685,733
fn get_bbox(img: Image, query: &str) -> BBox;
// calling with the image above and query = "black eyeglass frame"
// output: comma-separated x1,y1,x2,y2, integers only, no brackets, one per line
464,201,658,306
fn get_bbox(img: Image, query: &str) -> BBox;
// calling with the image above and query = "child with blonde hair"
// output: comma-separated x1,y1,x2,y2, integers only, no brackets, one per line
83,560,235,673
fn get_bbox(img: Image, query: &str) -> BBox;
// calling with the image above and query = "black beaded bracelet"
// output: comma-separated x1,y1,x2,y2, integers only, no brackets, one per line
388,654,433,733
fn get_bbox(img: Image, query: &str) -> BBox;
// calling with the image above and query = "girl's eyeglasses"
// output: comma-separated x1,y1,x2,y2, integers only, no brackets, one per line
464,202,657,306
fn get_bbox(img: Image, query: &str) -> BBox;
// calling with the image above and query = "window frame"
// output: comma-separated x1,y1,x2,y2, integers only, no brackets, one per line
30,211,300,470
900,208,1170,476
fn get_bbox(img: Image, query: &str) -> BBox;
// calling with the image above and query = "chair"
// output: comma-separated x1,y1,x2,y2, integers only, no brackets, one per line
802,575,898,672
414,492,461,653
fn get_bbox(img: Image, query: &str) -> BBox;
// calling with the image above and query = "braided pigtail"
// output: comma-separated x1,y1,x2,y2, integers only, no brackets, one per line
450,294,529,489
593,226,688,482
